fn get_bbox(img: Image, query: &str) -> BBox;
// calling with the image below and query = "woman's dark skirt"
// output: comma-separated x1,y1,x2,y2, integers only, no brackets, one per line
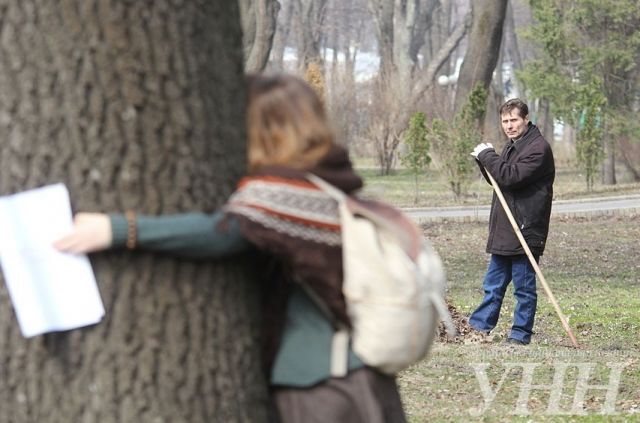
272,367,407,423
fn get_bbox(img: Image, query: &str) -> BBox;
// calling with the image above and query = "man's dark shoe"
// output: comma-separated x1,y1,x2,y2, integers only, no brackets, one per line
506,337,529,345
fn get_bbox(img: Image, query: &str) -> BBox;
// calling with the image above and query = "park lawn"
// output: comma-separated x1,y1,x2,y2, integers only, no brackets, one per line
357,165,640,208
397,215,640,422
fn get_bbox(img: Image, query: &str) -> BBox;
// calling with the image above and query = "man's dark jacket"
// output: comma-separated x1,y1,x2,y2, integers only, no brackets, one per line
476,123,555,256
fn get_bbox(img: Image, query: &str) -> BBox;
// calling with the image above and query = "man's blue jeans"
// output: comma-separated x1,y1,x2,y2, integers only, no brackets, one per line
469,254,538,343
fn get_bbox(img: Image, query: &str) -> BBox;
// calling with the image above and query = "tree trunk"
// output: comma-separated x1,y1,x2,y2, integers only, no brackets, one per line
240,0,280,72
602,121,617,185
270,0,294,71
411,11,470,106
503,0,527,99
368,0,395,79
537,98,555,147
453,0,508,120
0,2,267,422
408,0,440,64
619,136,640,182
483,85,506,146
293,0,327,71
388,0,421,107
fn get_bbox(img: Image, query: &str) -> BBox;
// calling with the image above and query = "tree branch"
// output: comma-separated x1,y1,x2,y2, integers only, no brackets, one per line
411,11,471,108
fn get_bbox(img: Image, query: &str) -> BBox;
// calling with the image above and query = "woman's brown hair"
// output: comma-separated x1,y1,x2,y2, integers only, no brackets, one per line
246,74,333,172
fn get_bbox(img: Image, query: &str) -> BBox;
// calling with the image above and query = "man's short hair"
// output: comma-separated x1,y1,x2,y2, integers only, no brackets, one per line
499,98,528,119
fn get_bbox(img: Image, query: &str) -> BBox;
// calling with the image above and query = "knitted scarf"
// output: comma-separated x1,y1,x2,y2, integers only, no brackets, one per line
225,145,362,326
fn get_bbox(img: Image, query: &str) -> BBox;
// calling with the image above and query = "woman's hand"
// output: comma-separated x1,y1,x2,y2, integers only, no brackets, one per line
54,213,112,254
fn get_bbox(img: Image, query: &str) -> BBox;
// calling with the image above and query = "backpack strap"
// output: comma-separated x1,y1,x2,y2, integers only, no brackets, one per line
306,173,347,202
299,174,351,377
308,173,415,253
330,329,350,378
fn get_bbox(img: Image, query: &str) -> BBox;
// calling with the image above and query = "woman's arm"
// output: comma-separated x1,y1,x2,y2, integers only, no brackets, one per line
55,211,252,260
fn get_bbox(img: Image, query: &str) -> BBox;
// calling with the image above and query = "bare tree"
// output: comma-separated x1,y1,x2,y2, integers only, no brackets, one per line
367,0,470,173
323,0,372,147
453,0,508,124
503,0,527,98
270,0,294,70
368,0,395,79
240,0,281,72
0,1,266,421
292,0,328,71
409,0,441,62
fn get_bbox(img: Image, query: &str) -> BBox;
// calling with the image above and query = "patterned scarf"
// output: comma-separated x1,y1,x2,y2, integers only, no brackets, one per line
225,145,363,329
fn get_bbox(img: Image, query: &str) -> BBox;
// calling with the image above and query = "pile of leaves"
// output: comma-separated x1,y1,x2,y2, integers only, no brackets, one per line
436,300,491,344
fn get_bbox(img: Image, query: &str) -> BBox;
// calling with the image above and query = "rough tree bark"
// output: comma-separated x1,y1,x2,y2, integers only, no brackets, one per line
239,0,280,72
453,0,508,121
0,1,266,422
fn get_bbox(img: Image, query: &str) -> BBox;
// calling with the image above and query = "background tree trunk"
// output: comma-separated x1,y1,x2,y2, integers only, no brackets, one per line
269,0,294,71
619,136,640,182
293,0,328,71
503,0,528,100
0,1,267,422
453,0,508,124
536,98,555,147
602,121,617,185
368,0,395,79
240,0,280,72
408,0,440,64
483,85,506,146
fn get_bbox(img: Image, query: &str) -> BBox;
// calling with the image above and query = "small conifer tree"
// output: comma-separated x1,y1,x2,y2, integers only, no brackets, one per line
401,112,431,204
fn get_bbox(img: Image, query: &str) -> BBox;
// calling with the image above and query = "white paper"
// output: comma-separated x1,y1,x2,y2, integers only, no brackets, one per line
0,183,104,337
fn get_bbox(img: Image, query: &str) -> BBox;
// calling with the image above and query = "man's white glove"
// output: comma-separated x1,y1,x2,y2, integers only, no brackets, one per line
470,142,494,158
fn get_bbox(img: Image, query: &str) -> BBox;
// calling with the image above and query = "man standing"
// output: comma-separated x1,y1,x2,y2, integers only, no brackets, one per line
468,98,555,345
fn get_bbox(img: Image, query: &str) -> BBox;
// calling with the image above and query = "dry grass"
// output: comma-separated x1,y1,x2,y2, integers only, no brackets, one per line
398,215,640,422
358,166,640,208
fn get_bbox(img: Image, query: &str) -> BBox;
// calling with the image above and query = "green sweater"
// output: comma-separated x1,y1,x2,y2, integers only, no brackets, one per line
110,212,363,387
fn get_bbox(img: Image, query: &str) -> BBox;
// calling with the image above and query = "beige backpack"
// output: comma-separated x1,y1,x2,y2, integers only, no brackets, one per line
307,174,456,376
